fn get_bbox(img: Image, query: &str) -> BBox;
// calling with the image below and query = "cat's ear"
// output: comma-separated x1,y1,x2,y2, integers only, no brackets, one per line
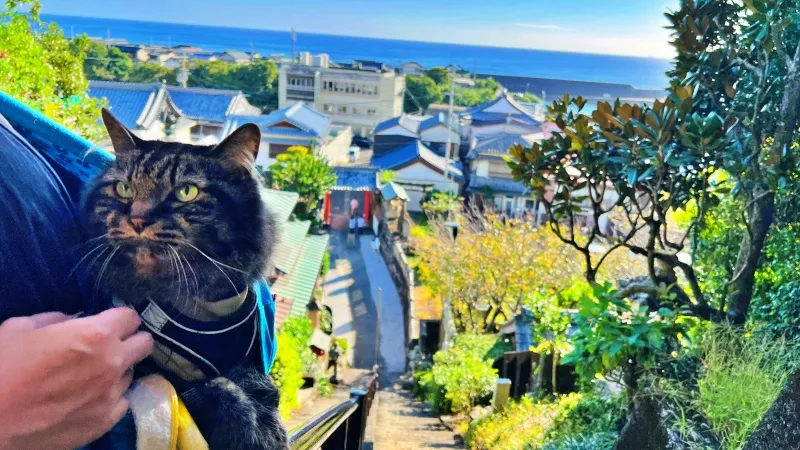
214,123,261,168
101,108,142,157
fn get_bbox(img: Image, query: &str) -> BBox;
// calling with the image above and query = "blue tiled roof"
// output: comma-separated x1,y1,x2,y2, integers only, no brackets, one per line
381,181,409,201
469,175,528,194
263,127,317,139
372,139,462,179
373,114,426,135
461,92,540,125
332,167,378,191
167,87,260,123
88,81,168,129
261,102,331,138
471,133,537,156
373,116,403,134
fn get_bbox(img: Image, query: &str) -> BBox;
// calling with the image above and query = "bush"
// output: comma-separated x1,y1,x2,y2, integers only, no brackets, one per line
413,334,501,414
465,392,624,450
321,250,331,277
271,333,305,419
271,316,319,418
696,326,800,450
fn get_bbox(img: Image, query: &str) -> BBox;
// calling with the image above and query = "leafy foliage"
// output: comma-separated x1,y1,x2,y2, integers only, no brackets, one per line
562,283,696,396
416,211,641,333
0,0,103,139
82,40,134,81
271,316,318,418
186,59,277,109
465,392,625,450
379,170,397,184
264,146,337,221
454,78,501,107
404,74,443,113
420,190,459,217
413,334,500,414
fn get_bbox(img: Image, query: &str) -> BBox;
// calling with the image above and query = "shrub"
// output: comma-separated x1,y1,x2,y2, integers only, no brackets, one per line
321,250,331,277
413,334,501,414
271,316,319,418
696,326,800,450
271,333,305,419
465,392,624,450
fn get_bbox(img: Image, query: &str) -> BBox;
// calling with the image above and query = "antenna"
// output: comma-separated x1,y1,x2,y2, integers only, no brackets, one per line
177,55,189,88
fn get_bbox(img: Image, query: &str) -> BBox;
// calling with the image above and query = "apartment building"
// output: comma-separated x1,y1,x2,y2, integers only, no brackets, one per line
278,52,405,137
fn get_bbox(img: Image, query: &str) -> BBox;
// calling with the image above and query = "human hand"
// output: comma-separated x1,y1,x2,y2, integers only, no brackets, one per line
0,308,153,450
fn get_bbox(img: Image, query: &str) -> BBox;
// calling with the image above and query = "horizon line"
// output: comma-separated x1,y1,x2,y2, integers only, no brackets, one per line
42,13,674,61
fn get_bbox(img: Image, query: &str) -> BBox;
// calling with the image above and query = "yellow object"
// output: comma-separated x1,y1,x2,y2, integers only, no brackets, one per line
126,375,210,450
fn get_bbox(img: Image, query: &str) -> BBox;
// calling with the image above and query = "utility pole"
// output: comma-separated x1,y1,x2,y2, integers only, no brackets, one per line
444,65,456,196
177,55,189,88
291,28,297,62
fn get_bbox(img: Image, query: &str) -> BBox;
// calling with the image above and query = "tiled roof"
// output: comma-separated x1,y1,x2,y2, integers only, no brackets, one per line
381,181,409,201
263,127,318,139
271,233,330,316
461,92,540,125
373,114,429,135
223,50,251,60
469,111,540,126
262,189,300,224
263,102,331,137
89,81,182,129
372,139,463,179
469,175,528,194
166,86,260,123
332,167,379,191
471,133,537,156
272,220,311,274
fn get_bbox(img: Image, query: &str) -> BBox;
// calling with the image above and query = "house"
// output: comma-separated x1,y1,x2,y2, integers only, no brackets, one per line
371,139,463,211
322,167,380,229
166,86,261,143
467,132,540,214
400,61,425,76
279,52,405,137
262,189,330,327
148,50,176,66
88,81,195,143
112,44,149,63
459,91,543,140
372,113,461,157
192,52,219,62
221,102,352,167
217,50,251,64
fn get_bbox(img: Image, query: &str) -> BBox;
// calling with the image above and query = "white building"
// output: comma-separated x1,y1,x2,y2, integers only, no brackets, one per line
221,102,352,168
400,61,425,76
372,113,461,158
278,53,405,137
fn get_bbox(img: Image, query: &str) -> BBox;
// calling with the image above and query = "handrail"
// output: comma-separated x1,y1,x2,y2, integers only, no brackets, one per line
289,373,379,450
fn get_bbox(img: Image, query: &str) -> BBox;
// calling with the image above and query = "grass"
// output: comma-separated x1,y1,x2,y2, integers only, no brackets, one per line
695,326,799,450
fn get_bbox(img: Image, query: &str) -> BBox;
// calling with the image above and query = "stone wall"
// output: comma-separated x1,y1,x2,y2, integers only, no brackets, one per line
378,218,418,351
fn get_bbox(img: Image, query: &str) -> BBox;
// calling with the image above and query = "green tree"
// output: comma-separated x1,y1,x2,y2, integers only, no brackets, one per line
81,41,133,81
425,67,451,86
379,170,397,184
187,59,275,110
128,62,173,83
667,0,800,324
265,146,337,220
0,0,102,139
404,75,443,113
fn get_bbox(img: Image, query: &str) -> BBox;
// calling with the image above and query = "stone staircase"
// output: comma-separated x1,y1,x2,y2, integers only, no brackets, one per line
365,373,461,450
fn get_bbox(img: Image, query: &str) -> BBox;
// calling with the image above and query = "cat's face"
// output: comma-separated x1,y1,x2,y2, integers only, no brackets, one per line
81,109,275,309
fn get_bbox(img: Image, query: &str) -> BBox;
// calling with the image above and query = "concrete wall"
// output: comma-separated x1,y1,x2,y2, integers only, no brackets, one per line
322,126,354,165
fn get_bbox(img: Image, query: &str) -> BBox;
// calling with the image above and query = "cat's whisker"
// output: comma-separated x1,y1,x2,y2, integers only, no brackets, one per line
92,246,119,301
181,252,201,305
71,233,111,251
179,241,247,274
69,242,110,278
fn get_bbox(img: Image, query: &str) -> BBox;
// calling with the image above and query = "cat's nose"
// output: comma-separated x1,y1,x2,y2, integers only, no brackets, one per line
130,217,151,232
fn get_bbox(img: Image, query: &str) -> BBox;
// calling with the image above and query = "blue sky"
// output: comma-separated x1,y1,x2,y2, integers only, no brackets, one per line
42,0,677,58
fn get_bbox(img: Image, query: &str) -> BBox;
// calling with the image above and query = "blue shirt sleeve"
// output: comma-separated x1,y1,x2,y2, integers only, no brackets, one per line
0,115,91,321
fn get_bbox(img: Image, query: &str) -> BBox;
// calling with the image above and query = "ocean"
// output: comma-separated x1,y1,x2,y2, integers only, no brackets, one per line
42,14,672,90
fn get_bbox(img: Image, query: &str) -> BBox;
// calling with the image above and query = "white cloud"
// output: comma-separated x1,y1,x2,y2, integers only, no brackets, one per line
513,23,566,31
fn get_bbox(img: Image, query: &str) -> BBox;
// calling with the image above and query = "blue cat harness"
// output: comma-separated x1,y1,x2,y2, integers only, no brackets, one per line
130,279,277,387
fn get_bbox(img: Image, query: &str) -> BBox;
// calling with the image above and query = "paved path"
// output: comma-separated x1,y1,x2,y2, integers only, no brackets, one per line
365,374,461,450
323,233,406,372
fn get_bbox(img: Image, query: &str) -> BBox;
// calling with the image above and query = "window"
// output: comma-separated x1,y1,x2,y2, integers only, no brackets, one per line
353,107,362,115
367,108,376,115
338,105,347,113
323,104,332,112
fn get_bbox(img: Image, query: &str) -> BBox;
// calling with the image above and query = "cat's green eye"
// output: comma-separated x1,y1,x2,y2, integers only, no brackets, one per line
176,184,199,202
115,181,133,199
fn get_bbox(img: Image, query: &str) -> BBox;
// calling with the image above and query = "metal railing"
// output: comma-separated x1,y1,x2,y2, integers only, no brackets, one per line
289,373,379,450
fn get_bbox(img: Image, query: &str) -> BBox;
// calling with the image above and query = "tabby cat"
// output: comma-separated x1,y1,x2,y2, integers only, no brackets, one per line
80,108,288,450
